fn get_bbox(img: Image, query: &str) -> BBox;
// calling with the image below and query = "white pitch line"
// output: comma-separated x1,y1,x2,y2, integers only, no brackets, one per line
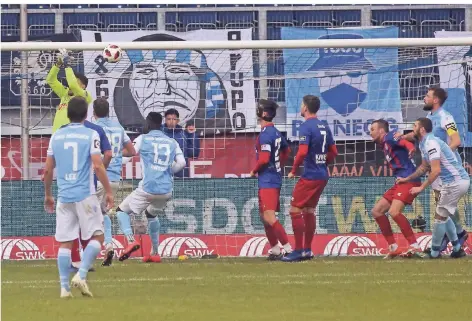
5,278,472,290
3,273,471,287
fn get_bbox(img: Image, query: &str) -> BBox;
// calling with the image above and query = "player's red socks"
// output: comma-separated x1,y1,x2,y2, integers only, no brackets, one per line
375,215,395,245
71,239,81,263
71,238,93,263
80,238,90,249
263,224,279,247
303,213,315,249
392,213,417,245
271,220,289,246
290,212,305,250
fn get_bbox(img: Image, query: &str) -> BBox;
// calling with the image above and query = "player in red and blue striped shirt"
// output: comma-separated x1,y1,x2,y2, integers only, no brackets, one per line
250,99,292,260
370,119,421,258
283,95,338,262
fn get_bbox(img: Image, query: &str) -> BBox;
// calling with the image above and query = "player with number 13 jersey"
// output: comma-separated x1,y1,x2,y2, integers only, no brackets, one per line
250,99,292,260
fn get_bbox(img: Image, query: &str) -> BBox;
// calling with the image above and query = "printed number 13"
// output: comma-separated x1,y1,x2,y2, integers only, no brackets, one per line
152,143,171,166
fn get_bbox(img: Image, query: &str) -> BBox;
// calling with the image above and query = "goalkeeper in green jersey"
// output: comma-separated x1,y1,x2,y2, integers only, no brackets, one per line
47,49,92,133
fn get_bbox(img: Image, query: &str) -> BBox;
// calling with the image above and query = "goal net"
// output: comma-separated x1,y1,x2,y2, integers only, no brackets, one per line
1,29,471,260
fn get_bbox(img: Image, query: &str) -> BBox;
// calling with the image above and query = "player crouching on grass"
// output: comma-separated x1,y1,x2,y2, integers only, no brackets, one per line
396,118,469,259
249,99,293,260
369,119,422,259
115,112,186,263
283,95,338,262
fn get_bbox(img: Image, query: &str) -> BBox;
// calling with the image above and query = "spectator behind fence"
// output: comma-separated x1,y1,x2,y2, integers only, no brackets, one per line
162,109,200,178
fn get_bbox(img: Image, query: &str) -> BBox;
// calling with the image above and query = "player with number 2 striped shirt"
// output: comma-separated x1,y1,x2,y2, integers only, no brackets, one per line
283,95,338,262
250,99,292,260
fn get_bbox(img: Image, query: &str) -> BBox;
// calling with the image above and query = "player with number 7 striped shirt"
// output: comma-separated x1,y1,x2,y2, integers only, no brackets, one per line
283,95,338,262
249,99,292,260
92,98,136,266
116,112,186,263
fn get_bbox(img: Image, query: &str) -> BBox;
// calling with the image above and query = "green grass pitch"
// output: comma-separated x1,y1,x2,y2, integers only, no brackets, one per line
2,257,472,321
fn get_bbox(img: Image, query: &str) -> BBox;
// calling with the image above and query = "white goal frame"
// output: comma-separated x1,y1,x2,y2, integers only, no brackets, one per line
2,37,472,51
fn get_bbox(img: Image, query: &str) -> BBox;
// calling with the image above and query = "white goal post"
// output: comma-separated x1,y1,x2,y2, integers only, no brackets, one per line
2,37,472,51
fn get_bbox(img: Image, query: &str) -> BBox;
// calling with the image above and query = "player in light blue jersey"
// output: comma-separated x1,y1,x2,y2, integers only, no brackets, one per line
116,112,186,263
396,86,467,250
43,97,114,298
397,118,469,259
92,98,136,266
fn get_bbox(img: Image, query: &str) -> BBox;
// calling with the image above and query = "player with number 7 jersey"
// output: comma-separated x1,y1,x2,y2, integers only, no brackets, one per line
92,98,136,266
250,100,292,260
283,95,338,262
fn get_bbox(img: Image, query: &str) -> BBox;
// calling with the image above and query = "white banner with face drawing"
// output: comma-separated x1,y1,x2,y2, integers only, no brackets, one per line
81,29,255,136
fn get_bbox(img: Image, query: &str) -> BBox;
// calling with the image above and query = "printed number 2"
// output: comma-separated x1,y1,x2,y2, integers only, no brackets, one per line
64,142,78,171
320,130,327,153
152,143,171,166
274,137,281,172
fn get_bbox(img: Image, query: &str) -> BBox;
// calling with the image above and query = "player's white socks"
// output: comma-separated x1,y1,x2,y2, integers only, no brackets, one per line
283,243,292,254
271,245,281,255
388,243,398,252
410,242,420,249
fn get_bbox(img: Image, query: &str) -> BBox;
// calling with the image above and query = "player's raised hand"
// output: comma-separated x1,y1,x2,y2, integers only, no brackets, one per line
105,192,114,211
288,172,295,179
393,131,403,140
409,186,423,195
44,196,55,214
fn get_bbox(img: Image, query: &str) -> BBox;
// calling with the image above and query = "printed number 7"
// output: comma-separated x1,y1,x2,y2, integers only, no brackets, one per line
320,130,326,153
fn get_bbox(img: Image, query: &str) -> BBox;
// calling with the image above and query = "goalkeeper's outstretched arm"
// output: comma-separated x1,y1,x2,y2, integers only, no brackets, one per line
65,68,92,104
46,65,68,99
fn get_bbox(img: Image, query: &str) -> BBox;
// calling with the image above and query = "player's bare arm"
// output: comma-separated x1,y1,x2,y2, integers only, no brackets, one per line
102,150,112,169
122,141,136,158
394,131,416,142
396,159,430,184
43,156,56,214
92,154,114,210
410,159,440,195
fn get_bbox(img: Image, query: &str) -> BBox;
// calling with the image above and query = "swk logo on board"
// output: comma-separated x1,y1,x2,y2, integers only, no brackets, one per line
0,239,46,260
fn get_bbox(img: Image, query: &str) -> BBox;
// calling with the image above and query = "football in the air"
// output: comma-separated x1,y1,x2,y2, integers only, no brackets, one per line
103,44,122,63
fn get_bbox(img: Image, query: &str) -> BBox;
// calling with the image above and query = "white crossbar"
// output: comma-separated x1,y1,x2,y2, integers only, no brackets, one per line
2,37,472,51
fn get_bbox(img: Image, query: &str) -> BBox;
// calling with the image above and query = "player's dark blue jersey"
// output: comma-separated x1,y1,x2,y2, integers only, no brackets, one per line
255,124,288,189
382,131,419,181
299,117,334,180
